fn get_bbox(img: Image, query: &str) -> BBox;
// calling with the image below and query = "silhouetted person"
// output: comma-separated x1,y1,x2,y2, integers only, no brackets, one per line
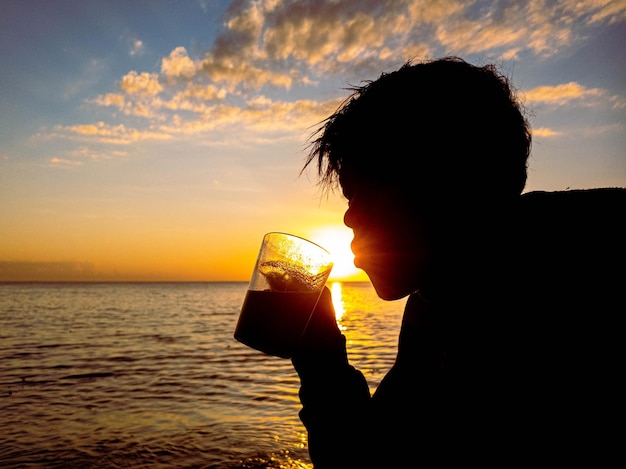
292,57,625,467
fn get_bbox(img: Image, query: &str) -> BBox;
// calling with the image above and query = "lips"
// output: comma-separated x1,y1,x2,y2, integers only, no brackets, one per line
351,243,367,270
350,237,366,266
351,235,385,270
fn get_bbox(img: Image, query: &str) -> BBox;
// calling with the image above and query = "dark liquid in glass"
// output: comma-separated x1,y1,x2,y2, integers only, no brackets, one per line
234,289,321,358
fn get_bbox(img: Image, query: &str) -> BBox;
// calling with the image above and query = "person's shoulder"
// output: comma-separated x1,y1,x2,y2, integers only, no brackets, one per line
520,187,626,219
521,187,626,204
518,187,625,250
517,188,625,311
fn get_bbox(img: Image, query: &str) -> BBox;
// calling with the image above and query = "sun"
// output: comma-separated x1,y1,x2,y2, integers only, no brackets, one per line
308,225,367,282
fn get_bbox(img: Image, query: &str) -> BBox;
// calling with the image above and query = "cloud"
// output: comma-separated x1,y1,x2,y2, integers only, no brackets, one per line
196,0,626,83
159,0,626,94
532,127,562,138
182,83,228,101
161,47,197,79
610,94,626,109
60,0,626,148
120,71,163,96
61,122,172,145
524,82,605,106
50,157,83,166
92,93,125,109
583,0,626,23
199,55,294,91
91,92,163,119
434,2,529,55
157,96,340,136
49,147,129,166
263,5,384,65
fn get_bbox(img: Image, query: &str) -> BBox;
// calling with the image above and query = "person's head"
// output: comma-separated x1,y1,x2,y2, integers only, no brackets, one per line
304,56,531,300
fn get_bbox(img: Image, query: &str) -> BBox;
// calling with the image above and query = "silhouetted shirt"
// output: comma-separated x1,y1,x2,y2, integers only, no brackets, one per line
293,188,625,468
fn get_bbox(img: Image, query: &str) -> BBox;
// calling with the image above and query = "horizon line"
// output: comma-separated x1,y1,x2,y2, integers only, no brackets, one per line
0,279,370,284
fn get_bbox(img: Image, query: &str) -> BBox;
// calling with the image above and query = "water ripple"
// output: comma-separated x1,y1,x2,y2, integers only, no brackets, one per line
0,282,405,468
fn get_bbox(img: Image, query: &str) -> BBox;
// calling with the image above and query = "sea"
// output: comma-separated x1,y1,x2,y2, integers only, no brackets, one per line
0,282,406,468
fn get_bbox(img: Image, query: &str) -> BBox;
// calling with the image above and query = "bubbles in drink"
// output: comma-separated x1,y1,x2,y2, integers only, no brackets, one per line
259,260,331,292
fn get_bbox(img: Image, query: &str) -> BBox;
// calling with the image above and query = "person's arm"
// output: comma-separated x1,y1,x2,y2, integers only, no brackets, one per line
291,287,371,468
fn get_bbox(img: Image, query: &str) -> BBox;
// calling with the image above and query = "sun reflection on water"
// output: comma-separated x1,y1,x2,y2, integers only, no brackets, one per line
330,282,346,324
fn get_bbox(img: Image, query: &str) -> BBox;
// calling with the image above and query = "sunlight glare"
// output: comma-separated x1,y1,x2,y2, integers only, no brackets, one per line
330,281,346,323
309,225,365,281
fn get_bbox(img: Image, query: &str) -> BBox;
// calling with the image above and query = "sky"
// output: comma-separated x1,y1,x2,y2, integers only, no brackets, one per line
1,0,625,282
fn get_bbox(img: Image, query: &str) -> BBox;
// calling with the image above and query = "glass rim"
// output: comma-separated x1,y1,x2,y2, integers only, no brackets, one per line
262,231,332,257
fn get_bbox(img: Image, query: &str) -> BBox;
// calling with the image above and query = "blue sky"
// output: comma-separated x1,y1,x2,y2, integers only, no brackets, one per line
1,0,625,281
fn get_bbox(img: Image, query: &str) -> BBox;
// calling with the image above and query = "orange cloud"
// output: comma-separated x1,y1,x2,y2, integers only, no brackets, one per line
524,82,604,105
532,127,561,137
93,93,125,109
183,83,228,101
585,0,626,23
199,55,293,90
49,157,83,166
120,71,163,96
63,122,172,144
49,147,129,165
161,46,197,79
54,0,626,151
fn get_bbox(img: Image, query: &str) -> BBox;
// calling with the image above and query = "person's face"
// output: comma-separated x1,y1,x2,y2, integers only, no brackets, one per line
341,173,434,300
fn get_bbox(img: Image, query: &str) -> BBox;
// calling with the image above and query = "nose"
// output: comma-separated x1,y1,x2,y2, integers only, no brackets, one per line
343,189,369,229
343,201,357,229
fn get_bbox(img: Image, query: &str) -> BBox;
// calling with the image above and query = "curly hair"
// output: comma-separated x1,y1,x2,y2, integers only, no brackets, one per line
303,57,531,201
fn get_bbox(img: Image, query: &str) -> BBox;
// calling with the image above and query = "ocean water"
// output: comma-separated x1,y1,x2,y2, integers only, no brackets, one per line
0,282,406,468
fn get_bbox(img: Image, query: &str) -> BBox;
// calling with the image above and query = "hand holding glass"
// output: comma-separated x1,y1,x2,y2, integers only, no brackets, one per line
234,232,334,358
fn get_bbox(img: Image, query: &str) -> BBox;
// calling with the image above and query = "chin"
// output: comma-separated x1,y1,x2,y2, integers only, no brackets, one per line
371,282,414,301
357,253,424,301
365,268,417,301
